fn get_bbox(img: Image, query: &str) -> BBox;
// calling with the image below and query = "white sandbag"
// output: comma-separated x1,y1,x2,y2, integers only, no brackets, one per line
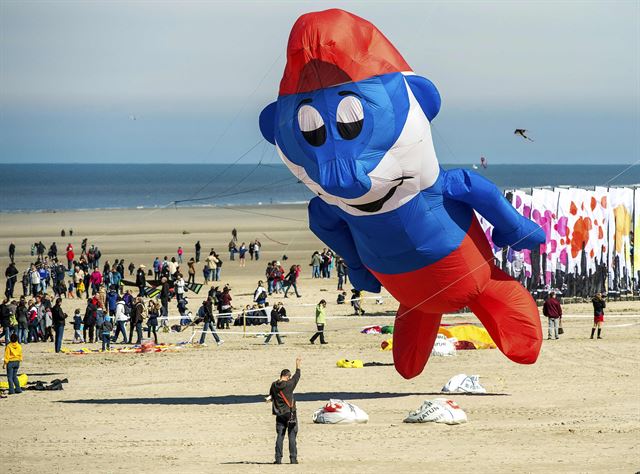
430,334,456,357
403,398,467,425
312,399,369,424
442,374,486,394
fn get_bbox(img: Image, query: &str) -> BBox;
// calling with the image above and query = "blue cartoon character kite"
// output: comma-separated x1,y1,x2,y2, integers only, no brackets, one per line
259,9,545,378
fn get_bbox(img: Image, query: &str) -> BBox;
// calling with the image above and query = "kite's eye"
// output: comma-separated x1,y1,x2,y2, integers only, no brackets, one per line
337,96,364,140
297,105,326,147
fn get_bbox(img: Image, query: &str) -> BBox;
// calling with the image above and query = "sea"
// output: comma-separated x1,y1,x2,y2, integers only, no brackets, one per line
1,163,639,213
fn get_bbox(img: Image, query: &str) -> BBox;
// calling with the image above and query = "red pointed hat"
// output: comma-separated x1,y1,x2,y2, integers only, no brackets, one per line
279,9,412,96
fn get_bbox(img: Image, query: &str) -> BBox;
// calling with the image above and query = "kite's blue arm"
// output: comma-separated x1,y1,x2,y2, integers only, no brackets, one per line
442,169,545,251
308,197,381,293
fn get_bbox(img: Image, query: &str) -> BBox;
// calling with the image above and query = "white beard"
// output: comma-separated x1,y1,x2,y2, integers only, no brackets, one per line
276,77,440,217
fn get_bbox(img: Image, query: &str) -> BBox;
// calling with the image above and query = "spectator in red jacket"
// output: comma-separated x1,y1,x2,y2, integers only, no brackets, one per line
66,244,75,270
542,291,562,340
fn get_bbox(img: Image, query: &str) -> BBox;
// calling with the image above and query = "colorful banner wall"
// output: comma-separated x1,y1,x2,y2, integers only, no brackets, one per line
480,186,638,296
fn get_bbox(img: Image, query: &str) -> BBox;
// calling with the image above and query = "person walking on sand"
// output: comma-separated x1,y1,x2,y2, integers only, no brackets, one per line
591,292,606,339
264,302,284,345
309,299,327,345
267,357,301,464
283,265,301,298
3,333,23,395
195,241,201,263
199,296,223,346
177,246,184,264
543,291,562,340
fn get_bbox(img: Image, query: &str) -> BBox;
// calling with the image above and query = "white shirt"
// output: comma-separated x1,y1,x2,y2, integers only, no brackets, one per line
254,286,267,302
115,301,129,322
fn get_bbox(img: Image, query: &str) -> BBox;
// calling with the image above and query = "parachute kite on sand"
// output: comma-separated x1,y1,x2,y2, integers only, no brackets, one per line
313,400,369,424
259,9,545,379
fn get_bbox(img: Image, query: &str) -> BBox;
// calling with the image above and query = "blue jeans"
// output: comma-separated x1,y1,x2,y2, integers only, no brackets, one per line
2,325,10,344
312,265,320,278
264,325,283,344
200,321,220,344
284,281,300,297
6,361,21,394
215,268,221,281
54,324,64,353
18,327,27,343
115,321,126,342
102,333,111,351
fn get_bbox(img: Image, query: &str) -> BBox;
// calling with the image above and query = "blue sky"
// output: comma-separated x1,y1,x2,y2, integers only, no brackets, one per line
0,1,638,164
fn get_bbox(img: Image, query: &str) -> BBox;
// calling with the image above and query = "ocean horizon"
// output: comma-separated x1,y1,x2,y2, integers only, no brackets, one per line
1,163,639,213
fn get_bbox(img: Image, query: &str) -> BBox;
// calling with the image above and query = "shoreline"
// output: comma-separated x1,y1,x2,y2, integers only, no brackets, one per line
0,202,310,215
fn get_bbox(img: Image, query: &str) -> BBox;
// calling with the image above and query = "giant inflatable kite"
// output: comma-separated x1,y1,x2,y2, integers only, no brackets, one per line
259,9,545,378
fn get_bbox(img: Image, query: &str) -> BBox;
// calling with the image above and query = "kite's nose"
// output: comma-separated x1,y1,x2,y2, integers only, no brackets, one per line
317,159,370,199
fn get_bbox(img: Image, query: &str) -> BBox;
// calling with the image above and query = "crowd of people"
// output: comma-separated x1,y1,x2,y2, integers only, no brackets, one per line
2,236,358,353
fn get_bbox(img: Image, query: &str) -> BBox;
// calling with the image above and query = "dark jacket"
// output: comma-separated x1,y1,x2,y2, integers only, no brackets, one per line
270,308,280,326
285,270,297,283
542,298,562,318
160,282,170,301
270,368,300,416
84,301,97,326
203,301,214,323
592,297,606,315
73,314,82,330
135,269,146,287
16,305,28,327
52,305,66,325
102,319,113,333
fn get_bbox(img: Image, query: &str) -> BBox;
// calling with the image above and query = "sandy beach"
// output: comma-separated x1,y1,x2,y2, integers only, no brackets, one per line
0,206,638,473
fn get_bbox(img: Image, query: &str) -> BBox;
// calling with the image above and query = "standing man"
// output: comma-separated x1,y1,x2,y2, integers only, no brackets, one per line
51,297,67,353
194,241,201,263
5,262,19,299
131,296,145,345
309,299,327,344
160,277,170,321
135,265,146,297
113,297,128,344
542,291,562,340
268,357,301,464
205,252,218,282
336,258,347,290
8,242,15,263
